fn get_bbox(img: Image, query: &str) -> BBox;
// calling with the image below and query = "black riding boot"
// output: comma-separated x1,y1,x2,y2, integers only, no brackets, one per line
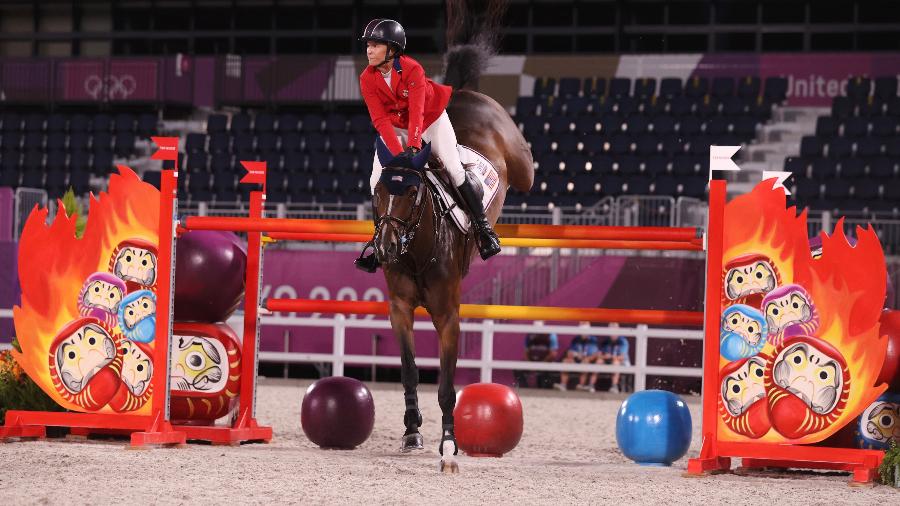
354,215,379,273
457,179,501,260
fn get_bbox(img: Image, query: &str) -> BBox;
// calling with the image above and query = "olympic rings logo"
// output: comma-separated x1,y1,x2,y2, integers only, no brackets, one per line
84,74,137,100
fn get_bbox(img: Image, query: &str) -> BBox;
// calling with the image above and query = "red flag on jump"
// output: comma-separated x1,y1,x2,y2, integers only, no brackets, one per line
151,136,180,162
240,160,267,185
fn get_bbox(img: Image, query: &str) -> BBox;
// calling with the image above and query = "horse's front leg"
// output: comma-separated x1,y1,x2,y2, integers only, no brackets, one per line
431,305,461,473
390,297,423,452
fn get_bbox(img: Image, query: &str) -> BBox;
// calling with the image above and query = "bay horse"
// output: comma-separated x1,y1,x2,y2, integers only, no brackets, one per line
371,82,533,471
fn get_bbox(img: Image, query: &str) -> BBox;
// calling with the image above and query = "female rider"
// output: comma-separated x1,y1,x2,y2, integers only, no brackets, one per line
354,18,501,273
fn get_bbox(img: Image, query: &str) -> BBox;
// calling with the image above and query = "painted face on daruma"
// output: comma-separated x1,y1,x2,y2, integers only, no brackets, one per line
765,336,850,439
119,340,152,396
857,396,900,449
48,318,122,411
171,335,228,392
762,284,819,340
53,321,117,394
78,273,126,325
722,306,766,346
108,340,154,412
722,254,780,307
110,239,158,289
123,295,154,328
118,290,157,343
720,355,771,439
720,304,767,361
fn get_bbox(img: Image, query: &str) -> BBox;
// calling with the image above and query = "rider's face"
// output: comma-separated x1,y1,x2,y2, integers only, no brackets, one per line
366,41,389,67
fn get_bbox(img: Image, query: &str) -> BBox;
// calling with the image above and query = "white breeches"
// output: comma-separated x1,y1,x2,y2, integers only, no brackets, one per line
369,111,465,195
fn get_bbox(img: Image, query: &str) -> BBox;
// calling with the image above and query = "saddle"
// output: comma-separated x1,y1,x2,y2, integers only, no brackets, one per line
424,145,501,234
377,141,501,234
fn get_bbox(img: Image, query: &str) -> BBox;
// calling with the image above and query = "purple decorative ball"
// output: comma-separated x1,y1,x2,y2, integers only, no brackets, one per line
301,377,375,449
174,230,246,322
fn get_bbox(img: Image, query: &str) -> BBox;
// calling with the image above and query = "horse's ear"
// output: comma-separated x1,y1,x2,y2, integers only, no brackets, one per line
412,142,431,168
375,137,395,167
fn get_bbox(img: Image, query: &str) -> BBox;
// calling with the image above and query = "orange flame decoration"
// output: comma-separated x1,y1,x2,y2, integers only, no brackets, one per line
718,179,888,443
12,167,159,415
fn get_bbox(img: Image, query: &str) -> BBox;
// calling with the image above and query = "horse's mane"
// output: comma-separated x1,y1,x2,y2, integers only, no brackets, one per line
443,0,507,91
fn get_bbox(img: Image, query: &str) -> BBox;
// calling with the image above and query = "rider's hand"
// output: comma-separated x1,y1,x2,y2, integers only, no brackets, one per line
404,145,421,157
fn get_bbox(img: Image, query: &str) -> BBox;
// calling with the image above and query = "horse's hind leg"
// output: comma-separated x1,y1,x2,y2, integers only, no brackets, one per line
390,298,424,452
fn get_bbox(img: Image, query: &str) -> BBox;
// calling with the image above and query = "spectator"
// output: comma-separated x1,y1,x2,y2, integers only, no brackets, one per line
554,324,600,392
514,332,559,388
600,323,631,393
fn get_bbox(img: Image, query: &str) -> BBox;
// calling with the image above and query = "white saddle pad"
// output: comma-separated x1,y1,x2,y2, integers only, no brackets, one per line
425,145,501,234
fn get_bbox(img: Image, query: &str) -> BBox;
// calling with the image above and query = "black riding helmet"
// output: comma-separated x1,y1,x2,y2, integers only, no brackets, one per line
360,19,406,66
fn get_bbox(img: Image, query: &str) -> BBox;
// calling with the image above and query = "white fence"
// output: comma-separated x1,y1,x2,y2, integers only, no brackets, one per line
229,313,704,391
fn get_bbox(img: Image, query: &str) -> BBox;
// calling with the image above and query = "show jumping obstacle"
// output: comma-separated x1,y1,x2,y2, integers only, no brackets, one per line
0,140,706,446
2,140,883,483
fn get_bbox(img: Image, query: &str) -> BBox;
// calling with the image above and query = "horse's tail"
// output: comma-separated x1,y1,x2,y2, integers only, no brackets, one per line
443,0,508,91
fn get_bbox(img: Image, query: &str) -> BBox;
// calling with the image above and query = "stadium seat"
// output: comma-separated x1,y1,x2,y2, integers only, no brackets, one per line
277,113,300,132
737,77,761,99
558,77,580,98
633,78,655,98
608,78,631,98
231,113,252,133
764,77,788,102
658,78,682,98
583,77,606,97
711,77,735,98
874,76,898,101
207,114,228,133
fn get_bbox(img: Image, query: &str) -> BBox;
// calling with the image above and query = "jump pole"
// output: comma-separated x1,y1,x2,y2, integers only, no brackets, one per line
159,161,273,445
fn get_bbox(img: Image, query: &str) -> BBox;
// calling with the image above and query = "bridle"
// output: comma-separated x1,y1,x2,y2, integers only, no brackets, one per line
374,167,443,277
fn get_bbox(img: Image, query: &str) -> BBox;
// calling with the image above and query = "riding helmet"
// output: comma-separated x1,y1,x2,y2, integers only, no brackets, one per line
360,19,406,54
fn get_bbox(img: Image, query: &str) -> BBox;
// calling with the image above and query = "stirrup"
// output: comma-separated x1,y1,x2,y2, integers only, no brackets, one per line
354,242,379,273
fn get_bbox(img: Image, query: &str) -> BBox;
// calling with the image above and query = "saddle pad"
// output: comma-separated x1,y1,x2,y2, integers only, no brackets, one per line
425,145,501,234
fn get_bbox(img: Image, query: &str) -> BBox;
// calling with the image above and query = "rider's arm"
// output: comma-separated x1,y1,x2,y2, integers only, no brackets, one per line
405,61,427,150
361,77,404,155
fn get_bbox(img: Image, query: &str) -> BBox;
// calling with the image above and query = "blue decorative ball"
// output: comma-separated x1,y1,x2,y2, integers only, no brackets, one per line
616,390,692,466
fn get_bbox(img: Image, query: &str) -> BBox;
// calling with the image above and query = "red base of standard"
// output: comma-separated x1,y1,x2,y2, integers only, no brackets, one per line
0,410,270,447
687,441,883,484
0,410,188,447
686,456,732,475
175,422,272,446
739,458,879,485
176,408,273,445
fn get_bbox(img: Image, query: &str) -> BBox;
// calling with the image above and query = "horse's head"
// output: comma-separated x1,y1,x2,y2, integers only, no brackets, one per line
372,144,432,265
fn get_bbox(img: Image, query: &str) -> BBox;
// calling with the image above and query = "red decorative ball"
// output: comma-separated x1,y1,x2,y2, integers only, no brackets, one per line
877,309,900,390
454,383,524,457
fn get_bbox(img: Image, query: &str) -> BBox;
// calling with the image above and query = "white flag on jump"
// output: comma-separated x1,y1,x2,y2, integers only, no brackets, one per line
762,171,793,195
708,145,742,181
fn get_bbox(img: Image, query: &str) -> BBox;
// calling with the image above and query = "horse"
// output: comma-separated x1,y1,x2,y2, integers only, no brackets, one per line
370,10,534,471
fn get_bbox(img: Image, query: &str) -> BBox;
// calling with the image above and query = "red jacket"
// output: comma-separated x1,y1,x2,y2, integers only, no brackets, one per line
359,55,453,155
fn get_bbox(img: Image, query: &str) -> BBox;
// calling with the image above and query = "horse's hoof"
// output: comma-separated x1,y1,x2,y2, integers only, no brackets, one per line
440,457,459,474
400,433,424,453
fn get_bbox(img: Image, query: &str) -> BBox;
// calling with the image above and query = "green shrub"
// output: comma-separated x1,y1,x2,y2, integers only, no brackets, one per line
0,350,64,424
879,441,900,486
60,188,87,238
